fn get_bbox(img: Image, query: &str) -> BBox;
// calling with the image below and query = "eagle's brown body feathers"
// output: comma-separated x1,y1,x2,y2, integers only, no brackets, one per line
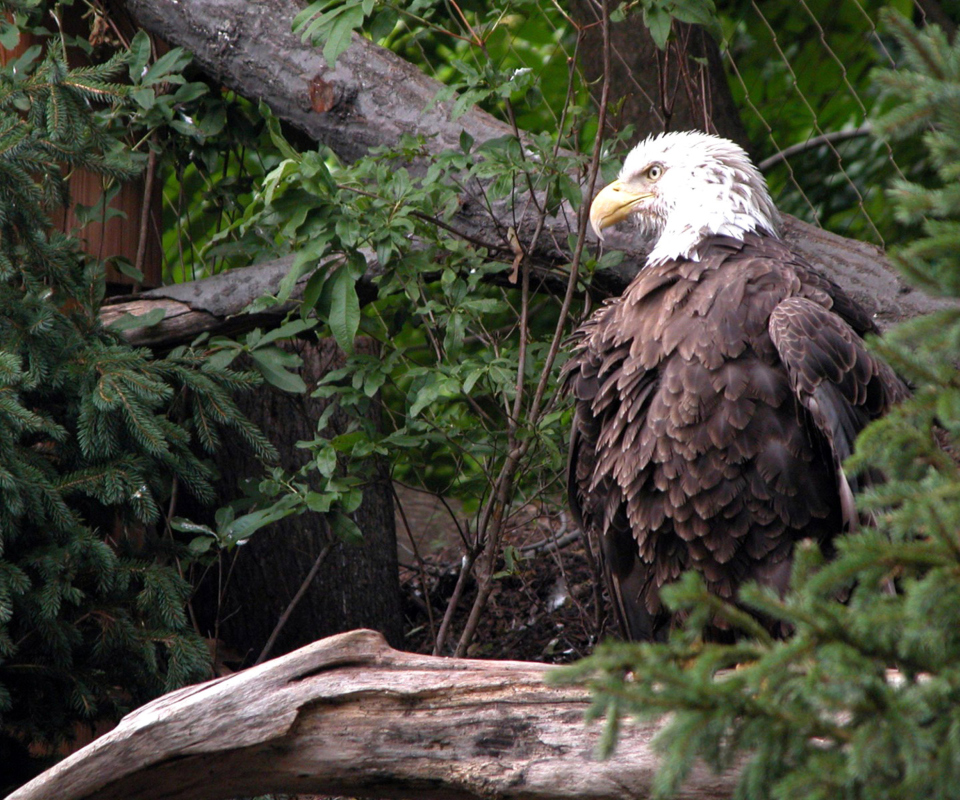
564,232,906,641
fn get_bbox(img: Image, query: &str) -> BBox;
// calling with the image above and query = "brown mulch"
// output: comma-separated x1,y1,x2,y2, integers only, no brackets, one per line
396,502,615,663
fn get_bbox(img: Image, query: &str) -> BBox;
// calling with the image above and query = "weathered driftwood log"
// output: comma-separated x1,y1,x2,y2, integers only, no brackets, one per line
7,629,739,800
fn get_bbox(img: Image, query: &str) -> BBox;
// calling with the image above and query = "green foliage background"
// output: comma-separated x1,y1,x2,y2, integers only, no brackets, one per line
198,0,941,660
180,0,926,511
0,0,271,761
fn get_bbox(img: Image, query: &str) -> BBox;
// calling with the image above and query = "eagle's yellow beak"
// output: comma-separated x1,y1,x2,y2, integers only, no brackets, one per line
589,180,654,240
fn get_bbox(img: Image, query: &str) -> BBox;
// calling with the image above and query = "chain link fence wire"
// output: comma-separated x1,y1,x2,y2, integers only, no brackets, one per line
165,2,946,277
719,0,932,247
447,0,939,249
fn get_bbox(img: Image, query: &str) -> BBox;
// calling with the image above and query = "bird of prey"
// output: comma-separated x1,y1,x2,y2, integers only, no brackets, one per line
563,131,907,641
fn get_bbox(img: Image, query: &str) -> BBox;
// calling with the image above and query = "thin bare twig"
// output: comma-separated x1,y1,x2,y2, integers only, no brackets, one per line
756,125,874,172
432,548,480,655
255,536,337,665
452,0,615,658
392,483,437,643
133,139,159,291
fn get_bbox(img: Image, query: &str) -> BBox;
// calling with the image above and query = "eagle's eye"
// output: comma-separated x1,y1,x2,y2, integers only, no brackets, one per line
646,164,663,181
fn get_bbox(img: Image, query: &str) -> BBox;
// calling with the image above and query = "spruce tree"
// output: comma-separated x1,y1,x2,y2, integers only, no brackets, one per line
0,1,271,764
558,11,960,800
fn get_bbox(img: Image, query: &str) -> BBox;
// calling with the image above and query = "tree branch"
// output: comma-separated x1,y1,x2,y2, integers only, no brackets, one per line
8,629,738,800
103,207,953,353
756,126,874,172
116,0,951,345
122,0,516,165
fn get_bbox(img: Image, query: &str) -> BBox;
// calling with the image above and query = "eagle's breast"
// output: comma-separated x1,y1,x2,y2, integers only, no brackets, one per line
568,235,846,623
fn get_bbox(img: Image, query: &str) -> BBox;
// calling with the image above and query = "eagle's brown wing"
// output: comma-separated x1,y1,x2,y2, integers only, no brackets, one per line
565,235,908,642
768,296,910,528
566,331,670,640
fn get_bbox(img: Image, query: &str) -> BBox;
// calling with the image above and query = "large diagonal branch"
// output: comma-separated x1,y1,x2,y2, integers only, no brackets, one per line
119,0,951,342
8,629,738,800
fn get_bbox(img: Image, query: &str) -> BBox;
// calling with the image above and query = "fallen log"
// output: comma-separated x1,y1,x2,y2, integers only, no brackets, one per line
6,629,738,800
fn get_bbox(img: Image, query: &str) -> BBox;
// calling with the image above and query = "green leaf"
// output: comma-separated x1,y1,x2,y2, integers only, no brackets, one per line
293,0,334,32
110,258,144,283
363,369,385,397
559,174,582,210
279,246,323,302
302,268,327,314
170,518,216,537
140,47,191,86
224,502,299,545
315,445,338,478
644,6,673,49
215,506,235,529
408,374,459,417
316,263,361,355
305,491,334,513
462,365,486,395
323,5,365,68
127,30,152,82
172,82,209,105
329,511,363,545
669,0,719,32
331,430,365,452
250,348,307,394
369,7,398,41
187,536,215,556
340,487,363,513
261,100,302,163
0,19,22,50
493,545,522,578
254,318,318,348
130,86,156,110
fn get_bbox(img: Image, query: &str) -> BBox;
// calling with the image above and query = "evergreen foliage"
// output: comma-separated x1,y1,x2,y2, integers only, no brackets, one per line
0,5,270,750
555,11,960,799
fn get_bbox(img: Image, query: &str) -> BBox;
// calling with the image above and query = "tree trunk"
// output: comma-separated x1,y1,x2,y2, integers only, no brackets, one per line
7,629,739,800
191,339,404,663
568,2,752,152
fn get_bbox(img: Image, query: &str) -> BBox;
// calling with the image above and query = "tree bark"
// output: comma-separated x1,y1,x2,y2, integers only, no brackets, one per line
7,629,738,800
191,339,404,662
98,255,301,347
122,0,516,165
568,2,752,151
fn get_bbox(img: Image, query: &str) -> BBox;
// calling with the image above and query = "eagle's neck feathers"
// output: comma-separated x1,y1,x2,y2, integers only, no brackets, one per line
648,187,780,267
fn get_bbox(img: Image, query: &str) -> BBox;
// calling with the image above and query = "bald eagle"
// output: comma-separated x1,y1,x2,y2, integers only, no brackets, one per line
563,131,907,641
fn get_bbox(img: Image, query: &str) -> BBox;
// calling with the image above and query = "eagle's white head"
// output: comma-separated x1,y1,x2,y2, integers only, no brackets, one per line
589,131,782,267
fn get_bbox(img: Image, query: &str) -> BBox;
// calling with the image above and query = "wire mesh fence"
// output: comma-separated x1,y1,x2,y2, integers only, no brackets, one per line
721,0,917,247
394,0,935,249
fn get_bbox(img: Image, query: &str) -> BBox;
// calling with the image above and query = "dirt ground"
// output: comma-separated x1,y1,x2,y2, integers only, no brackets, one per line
393,485,613,663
